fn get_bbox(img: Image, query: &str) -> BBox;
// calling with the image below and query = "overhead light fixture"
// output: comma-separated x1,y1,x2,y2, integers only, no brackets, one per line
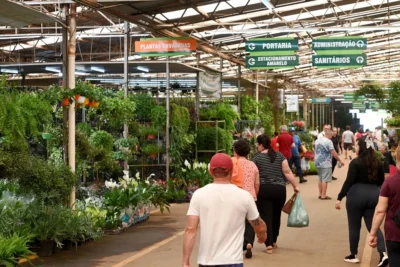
137,66,149,72
326,94,344,97
0,68,18,74
91,66,105,73
260,0,275,9
45,67,61,73
75,71,88,75
335,98,345,101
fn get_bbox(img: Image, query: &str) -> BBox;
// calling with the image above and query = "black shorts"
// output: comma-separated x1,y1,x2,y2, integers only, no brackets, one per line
344,143,353,150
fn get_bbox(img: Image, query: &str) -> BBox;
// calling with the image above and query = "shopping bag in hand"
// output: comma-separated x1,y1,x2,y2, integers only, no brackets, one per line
287,194,309,228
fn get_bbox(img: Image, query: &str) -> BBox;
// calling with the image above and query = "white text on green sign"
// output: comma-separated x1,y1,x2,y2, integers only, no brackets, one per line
312,38,367,50
312,54,367,68
246,56,299,69
246,39,299,52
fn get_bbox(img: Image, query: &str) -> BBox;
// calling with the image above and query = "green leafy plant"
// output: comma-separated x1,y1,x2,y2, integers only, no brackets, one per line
141,144,163,155
150,105,167,131
132,93,156,121
0,233,35,267
89,130,114,152
354,82,386,102
240,95,258,121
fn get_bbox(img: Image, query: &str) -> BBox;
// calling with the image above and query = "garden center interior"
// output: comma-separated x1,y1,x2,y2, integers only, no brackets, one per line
1,0,400,266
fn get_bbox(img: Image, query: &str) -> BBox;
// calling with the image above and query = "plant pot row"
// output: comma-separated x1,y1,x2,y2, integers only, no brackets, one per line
32,239,93,258
61,96,100,108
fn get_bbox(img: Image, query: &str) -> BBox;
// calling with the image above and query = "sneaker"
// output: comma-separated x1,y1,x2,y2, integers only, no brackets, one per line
349,156,352,160
332,177,338,180
378,252,388,267
344,254,360,263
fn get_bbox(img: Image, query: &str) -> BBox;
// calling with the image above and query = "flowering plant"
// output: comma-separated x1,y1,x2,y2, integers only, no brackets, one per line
180,160,212,188
304,151,314,161
290,121,305,131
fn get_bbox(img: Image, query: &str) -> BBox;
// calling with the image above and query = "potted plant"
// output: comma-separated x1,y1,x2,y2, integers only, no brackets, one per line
150,105,167,131
141,144,163,159
0,233,35,267
140,127,158,140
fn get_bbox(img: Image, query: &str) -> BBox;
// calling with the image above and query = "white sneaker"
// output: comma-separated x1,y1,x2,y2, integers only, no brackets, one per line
344,254,360,263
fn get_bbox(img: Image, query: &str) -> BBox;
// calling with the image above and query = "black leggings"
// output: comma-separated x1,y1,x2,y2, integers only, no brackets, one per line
387,240,400,267
256,184,286,247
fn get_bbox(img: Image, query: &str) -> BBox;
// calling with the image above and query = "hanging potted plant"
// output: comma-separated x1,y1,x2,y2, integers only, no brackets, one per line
141,144,163,159
73,80,89,104
61,88,74,107
140,126,158,140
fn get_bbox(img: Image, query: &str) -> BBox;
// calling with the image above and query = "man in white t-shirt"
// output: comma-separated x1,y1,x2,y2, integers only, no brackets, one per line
183,153,267,267
342,125,355,160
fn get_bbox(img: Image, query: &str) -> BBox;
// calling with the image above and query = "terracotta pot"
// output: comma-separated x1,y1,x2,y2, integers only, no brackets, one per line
62,98,70,106
147,134,156,140
149,153,157,159
74,94,80,100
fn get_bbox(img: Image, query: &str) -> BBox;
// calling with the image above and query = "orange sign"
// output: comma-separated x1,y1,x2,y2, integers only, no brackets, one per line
135,38,197,54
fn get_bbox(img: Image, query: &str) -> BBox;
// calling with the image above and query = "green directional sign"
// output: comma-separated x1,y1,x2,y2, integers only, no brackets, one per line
344,93,365,101
312,54,367,68
246,38,299,52
313,38,367,51
312,98,331,103
246,55,299,69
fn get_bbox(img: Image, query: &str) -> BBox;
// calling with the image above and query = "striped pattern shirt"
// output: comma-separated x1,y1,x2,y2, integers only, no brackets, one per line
252,151,286,187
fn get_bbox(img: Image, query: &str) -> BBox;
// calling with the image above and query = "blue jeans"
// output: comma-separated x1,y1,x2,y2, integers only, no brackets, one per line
289,155,303,179
199,265,243,267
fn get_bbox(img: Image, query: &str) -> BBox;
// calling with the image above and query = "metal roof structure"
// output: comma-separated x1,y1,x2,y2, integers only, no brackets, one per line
2,0,400,97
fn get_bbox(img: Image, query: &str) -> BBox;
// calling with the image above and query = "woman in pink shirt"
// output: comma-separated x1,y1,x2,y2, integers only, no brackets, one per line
233,139,260,259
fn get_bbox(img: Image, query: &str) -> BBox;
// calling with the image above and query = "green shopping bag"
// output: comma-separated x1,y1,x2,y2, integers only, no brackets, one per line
287,193,309,228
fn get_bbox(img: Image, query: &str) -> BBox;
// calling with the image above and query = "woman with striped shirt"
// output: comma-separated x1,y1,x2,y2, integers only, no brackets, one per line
252,134,300,254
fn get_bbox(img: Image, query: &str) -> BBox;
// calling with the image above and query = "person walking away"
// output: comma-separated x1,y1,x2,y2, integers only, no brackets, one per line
369,147,400,267
331,127,340,181
317,124,331,139
335,137,388,266
277,125,294,183
355,128,364,140
271,131,279,151
337,127,343,154
378,143,396,179
289,128,307,184
315,130,344,200
343,125,355,160
183,153,266,267
253,134,300,254
231,139,260,259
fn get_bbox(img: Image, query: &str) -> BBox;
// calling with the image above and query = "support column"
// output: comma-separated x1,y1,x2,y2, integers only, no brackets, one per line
312,103,315,130
332,102,335,127
62,4,69,164
195,53,200,120
237,65,241,118
255,70,259,114
165,57,170,182
303,94,308,131
68,4,76,208
123,21,129,171
220,57,223,100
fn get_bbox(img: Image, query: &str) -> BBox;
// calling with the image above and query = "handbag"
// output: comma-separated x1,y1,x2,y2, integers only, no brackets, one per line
282,193,297,214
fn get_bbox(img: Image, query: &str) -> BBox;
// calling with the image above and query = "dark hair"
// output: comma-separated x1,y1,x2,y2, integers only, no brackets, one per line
358,128,363,133
357,137,380,181
256,134,277,163
274,131,279,137
346,125,351,130
233,139,251,157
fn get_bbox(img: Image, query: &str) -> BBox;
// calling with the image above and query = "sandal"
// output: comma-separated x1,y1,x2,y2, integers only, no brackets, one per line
245,244,252,259
264,246,273,254
273,243,278,249
320,196,332,200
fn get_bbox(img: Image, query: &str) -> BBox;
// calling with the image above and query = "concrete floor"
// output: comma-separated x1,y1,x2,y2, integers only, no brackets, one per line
28,156,381,267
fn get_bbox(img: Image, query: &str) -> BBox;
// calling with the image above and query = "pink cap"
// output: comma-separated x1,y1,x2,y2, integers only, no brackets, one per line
209,153,233,171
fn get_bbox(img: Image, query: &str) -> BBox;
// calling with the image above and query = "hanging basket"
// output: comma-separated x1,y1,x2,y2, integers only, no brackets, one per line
89,100,97,107
41,133,52,140
62,98,70,106
92,101,100,108
84,98,90,107
146,134,156,140
77,95,86,104
74,94,80,101
148,153,158,159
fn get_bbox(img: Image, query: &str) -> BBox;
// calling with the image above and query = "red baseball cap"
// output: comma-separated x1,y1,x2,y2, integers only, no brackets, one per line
209,153,233,171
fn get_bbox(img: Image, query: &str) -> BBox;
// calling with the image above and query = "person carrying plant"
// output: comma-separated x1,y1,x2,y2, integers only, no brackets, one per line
182,153,266,267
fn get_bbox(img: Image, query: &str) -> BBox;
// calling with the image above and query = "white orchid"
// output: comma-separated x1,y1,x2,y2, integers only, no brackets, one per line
120,180,128,189
123,176,132,184
181,168,187,172
184,160,191,169
105,180,119,189
123,170,129,179
135,172,141,179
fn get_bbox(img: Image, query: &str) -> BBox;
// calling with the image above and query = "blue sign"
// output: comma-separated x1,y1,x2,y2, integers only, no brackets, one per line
312,98,331,103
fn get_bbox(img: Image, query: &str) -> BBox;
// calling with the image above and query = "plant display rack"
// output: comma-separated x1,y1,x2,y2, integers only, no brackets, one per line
195,120,226,161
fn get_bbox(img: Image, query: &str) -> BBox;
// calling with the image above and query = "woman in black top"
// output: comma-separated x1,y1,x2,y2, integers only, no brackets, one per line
335,137,388,265
252,134,300,254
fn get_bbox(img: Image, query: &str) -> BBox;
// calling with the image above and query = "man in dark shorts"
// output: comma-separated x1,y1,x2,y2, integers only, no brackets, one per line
342,125,355,160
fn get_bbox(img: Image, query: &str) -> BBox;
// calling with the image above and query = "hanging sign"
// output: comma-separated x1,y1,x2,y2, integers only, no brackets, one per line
246,55,299,69
286,95,299,112
246,38,299,52
312,54,367,68
313,38,367,51
199,69,221,98
135,38,196,56
344,93,365,101
312,98,331,103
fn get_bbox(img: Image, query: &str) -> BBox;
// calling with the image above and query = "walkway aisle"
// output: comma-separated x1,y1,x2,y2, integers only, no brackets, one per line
28,157,380,267
126,158,379,267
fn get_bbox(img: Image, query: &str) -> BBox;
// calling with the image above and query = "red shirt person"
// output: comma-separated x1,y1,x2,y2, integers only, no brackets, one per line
277,125,294,160
271,131,279,151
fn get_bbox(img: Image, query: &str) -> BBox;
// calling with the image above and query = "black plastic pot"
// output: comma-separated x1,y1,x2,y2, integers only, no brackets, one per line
62,240,73,250
53,242,62,254
38,240,55,257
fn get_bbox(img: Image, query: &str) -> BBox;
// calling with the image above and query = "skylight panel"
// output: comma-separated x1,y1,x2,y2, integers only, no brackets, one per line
155,8,198,21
